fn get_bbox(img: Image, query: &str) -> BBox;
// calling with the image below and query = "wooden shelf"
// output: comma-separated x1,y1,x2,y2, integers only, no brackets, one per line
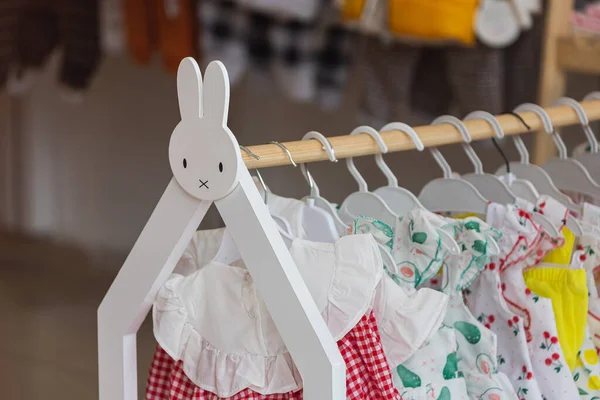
557,35,600,75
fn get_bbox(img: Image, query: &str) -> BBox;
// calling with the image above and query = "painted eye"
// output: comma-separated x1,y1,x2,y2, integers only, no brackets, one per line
183,158,187,168
218,162,223,172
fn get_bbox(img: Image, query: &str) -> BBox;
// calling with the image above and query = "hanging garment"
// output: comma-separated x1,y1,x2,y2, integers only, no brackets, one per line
124,0,156,65
351,212,472,399
523,254,588,371
387,0,479,46
573,330,600,398
579,202,600,349
200,0,353,108
147,311,391,400
500,196,580,400
155,0,197,74
358,38,504,127
560,202,600,399
437,217,519,400
394,325,470,400
148,230,449,398
6,0,101,93
467,203,546,400
523,245,600,399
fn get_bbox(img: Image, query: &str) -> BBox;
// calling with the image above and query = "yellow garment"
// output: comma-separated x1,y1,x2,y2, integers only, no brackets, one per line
388,0,478,45
524,266,588,371
543,227,576,265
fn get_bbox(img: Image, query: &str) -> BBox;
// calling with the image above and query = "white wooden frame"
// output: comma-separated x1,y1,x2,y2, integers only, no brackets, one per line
97,58,345,400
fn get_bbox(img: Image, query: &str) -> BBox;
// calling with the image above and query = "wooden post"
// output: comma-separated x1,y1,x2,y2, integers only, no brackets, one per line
535,0,574,165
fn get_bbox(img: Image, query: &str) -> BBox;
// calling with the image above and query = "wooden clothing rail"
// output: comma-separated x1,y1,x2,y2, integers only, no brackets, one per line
241,99,600,169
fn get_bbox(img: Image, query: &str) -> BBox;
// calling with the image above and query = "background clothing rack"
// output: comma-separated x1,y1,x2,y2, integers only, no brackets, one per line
242,99,600,169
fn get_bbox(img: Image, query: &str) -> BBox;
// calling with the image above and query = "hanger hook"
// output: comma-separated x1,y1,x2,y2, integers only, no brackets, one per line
464,111,505,174
347,125,388,192
268,140,320,196
515,103,567,160
379,122,424,187
300,131,337,198
240,145,268,204
430,116,470,178
269,141,298,167
555,97,598,154
508,110,532,164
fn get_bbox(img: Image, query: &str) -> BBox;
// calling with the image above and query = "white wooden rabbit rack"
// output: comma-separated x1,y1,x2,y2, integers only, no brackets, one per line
98,58,345,400
98,57,600,400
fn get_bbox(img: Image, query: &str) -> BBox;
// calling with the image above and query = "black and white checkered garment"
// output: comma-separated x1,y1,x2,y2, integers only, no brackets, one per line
200,0,354,109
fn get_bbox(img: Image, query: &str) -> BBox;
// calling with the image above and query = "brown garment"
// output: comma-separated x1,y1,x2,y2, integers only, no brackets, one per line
124,0,197,74
1,0,100,91
124,0,157,65
156,0,197,74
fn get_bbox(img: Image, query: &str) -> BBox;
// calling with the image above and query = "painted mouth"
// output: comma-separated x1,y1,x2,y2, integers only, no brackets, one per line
199,179,209,189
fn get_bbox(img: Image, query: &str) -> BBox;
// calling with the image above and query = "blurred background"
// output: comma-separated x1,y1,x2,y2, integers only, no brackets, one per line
2,0,600,398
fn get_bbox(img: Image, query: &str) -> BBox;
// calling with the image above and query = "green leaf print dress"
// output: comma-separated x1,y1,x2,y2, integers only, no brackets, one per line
352,209,471,400
438,217,520,400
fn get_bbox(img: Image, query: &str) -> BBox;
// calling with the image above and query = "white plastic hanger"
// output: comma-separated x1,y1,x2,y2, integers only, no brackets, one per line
338,125,461,254
271,140,340,243
572,91,600,179
338,125,400,227
453,113,517,205
455,114,560,237
98,59,345,400
495,103,582,213
541,97,600,200
373,122,428,214
299,131,350,237
418,116,489,214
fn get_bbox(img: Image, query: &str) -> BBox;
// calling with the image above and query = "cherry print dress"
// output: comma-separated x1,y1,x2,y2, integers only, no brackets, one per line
352,210,472,400
565,202,600,399
147,233,402,399
500,196,580,400
438,217,519,400
579,202,600,350
466,203,545,400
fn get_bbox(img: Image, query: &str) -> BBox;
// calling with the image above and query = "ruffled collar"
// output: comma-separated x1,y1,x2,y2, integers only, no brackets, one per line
351,208,451,291
441,217,501,291
153,232,383,397
486,203,544,273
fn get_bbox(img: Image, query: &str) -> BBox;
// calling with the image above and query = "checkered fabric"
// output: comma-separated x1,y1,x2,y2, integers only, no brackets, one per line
199,0,354,109
146,312,401,399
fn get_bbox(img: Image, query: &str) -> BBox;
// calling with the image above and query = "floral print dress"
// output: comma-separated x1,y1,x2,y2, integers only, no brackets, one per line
570,202,600,399
352,209,471,400
438,217,519,400
500,196,580,400
466,203,545,400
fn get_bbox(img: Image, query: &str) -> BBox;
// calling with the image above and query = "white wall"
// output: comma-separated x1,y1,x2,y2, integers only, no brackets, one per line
3,54,598,259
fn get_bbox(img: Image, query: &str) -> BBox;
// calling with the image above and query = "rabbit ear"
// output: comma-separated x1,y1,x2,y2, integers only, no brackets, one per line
177,57,203,120
202,61,230,126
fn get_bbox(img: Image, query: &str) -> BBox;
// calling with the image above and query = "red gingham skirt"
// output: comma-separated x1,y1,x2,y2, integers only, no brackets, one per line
146,311,401,399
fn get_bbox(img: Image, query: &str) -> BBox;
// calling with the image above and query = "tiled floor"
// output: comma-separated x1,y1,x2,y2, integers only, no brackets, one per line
0,233,156,399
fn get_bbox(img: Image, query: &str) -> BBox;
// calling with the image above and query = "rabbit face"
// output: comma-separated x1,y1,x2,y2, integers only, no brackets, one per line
169,58,241,201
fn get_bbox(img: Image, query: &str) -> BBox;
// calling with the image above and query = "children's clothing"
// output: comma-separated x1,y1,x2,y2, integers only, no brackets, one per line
467,203,546,400
500,197,580,400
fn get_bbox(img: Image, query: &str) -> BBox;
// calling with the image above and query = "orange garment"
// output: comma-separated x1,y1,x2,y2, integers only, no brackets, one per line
124,0,157,65
388,0,478,45
156,0,197,74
